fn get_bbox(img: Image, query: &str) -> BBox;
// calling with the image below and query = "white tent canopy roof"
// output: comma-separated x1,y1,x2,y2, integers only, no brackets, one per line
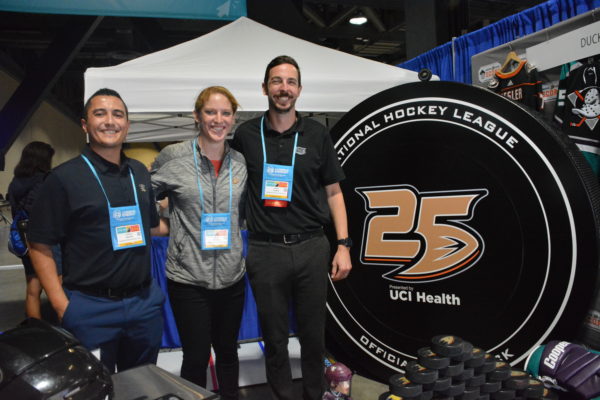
84,17,425,142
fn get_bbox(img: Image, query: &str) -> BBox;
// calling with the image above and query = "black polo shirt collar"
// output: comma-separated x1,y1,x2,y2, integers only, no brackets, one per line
262,111,306,136
82,145,131,174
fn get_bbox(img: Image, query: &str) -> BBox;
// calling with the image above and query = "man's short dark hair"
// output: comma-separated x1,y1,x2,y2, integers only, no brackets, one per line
263,55,301,87
82,88,129,120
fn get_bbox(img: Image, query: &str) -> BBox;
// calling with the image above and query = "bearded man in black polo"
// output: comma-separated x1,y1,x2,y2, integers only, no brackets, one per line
232,55,352,400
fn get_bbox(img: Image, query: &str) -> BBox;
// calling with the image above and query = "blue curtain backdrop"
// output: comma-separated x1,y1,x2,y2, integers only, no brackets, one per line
399,0,600,83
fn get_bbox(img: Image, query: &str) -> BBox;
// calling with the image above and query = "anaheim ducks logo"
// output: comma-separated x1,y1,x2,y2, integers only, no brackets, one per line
440,336,456,345
356,184,488,283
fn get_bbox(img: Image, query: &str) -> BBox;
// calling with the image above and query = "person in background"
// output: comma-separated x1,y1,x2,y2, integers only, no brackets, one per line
7,141,60,319
151,86,247,399
231,55,352,400
27,88,166,373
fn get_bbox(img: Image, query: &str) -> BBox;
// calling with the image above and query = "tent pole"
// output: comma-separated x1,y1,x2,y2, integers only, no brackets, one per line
452,36,457,81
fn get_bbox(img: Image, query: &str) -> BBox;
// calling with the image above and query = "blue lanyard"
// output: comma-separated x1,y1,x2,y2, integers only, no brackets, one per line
260,115,298,167
192,140,232,214
81,155,139,207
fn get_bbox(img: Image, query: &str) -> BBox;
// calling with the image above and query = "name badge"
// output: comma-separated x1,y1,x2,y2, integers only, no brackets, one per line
110,205,146,250
201,212,231,250
262,163,294,201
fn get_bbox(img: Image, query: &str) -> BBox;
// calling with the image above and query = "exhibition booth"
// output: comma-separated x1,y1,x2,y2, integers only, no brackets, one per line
82,15,430,391
84,3,600,395
5,1,600,399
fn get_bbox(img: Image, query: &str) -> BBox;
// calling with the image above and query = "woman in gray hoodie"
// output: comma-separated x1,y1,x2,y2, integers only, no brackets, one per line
151,86,247,400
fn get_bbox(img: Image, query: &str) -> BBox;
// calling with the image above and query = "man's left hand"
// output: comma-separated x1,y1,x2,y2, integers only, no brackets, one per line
331,246,352,281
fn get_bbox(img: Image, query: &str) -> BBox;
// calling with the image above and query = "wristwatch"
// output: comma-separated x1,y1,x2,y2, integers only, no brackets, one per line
337,237,353,248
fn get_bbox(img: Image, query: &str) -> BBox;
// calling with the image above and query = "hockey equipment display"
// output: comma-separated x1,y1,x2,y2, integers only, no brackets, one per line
326,80,600,380
488,53,543,111
378,335,557,400
526,340,600,399
0,318,113,400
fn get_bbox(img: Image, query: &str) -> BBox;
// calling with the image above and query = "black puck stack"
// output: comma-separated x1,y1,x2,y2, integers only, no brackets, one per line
377,335,559,400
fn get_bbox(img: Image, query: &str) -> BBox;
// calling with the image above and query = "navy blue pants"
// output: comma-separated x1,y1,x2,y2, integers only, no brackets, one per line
62,280,165,373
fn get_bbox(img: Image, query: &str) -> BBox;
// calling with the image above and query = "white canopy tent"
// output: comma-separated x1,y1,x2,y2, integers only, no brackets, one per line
84,17,426,142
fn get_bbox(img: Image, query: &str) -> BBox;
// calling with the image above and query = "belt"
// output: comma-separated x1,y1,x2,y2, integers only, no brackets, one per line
249,229,323,245
66,280,151,300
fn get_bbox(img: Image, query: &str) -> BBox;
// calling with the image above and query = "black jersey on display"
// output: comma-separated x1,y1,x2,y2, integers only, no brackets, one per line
489,60,543,111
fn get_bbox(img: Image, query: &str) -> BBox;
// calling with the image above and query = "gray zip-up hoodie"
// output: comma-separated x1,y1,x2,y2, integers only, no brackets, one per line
151,139,247,289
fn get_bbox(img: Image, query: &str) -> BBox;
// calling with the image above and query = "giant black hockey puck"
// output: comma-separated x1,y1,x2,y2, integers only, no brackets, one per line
325,81,600,382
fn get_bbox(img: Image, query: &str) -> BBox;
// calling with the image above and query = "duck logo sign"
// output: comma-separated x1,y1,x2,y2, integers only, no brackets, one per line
325,81,600,381
356,185,487,283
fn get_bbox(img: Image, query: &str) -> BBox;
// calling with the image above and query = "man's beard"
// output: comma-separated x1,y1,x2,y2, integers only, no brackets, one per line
268,95,295,114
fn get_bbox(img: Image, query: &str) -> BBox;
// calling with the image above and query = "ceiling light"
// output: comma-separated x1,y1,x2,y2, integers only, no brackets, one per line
349,15,367,25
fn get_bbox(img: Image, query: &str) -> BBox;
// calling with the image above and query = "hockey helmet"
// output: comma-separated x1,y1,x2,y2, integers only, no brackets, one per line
325,362,353,386
0,318,113,400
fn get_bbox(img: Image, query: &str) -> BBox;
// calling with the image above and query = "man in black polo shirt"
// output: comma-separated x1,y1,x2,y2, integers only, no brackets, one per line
232,55,352,400
28,88,165,373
